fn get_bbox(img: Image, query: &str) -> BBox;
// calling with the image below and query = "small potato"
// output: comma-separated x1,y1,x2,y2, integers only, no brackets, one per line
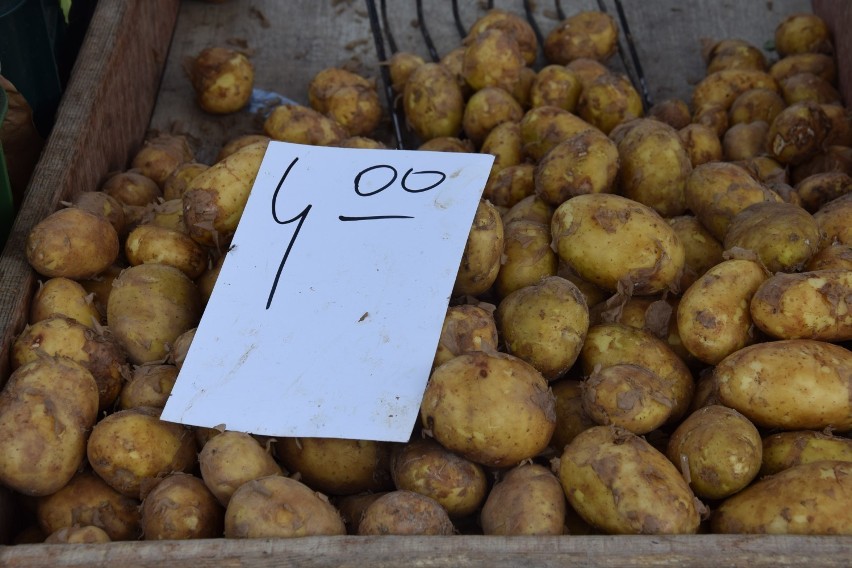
750,270,852,342
495,219,558,298
795,171,852,212
453,199,504,297
307,67,372,114
519,105,595,161
667,215,724,289
551,193,685,295
691,69,778,112
462,87,524,147
497,276,589,380
761,430,852,476
102,171,163,207
387,51,425,93
712,461,852,534
666,405,762,500
79,264,124,318
814,193,852,247
677,259,767,365
462,28,525,93
647,98,692,130
335,492,387,534
774,13,833,57
198,430,283,506
391,438,487,518
263,103,347,147
225,475,346,538
502,194,555,227
418,137,474,153
107,263,202,364
189,47,254,114
466,9,539,67
530,65,582,111
72,191,126,236
403,63,465,142
550,379,596,452
582,363,674,434
439,46,470,96
534,128,619,206
678,123,723,167
780,72,841,106
767,100,831,165
544,11,618,64
558,425,701,534
125,224,209,279
324,84,383,137
566,57,609,88
141,473,224,540
483,162,535,209
791,145,852,185
729,88,786,126
693,104,729,138
26,207,119,280
87,406,197,498
163,162,209,201
432,304,499,369
722,121,769,161
36,471,141,541
578,73,643,135
420,351,556,468
715,339,852,431
130,133,194,187
704,39,767,73
30,277,101,328
45,526,111,544
770,52,837,84
481,464,565,535
480,120,523,179
276,437,392,496
119,364,179,410
358,490,454,536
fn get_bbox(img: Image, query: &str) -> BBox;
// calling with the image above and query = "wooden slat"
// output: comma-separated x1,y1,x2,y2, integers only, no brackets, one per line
812,0,852,105
2,535,852,568
0,0,180,387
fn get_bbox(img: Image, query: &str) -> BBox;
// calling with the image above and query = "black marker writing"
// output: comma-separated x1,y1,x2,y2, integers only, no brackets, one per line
339,215,414,221
267,157,310,310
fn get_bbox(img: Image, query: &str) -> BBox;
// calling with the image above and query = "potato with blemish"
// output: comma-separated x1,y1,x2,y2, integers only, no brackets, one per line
481,464,565,536
462,87,524,148
163,162,209,201
677,259,768,365
666,405,762,500
484,164,534,211
308,67,373,114
198,430,283,506
795,171,852,212
578,73,643,135
102,171,162,207
125,224,209,279
263,103,347,147
225,475,346,538
119,364,178,410
495,219,558,298
535,128,619,206
463,28,525,93
715,339,852,431
30,277,101,328
189,47,253,114
72,191,126,236
530,65,582,111
806,244,852,271
403,63,464,142
761,430,852,476
544,11,618,64
130,133,194,187
704,38,767,73
647,98,692,130
767,100,831,166
466,9,539,67
678,123,723,167
358,490,454,536
722,121,768,161
775,13,833,57
519,105,595,161
141,473,223,540
497,276,589,380
582,363,674,435
692,104,729,138
420,351,556,468
558,425,701,535
453,199,504,297
614,296,692,364
821,105,852,147
728,88,786,126
391,437,487,518
691,69,778,112
324,84,383,138
780,72,841,106
433,304,498,369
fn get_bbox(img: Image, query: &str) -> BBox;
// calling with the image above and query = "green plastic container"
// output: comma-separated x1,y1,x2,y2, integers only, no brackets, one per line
0,87,13,251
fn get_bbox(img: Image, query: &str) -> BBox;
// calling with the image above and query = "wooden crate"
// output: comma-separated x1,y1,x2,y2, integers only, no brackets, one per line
1,0,851,564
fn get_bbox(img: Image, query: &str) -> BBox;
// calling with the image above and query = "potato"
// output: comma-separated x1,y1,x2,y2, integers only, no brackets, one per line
418,136,474,153
678,123,723,167
0,358,99,496
403,63,464,142
715,339,852,431
750,270,852,342
578,73,643,135
358,490,454,536
792,145,852,185
130,133,194,187
324,84,382,137
772,53,837,89
510,62,535,110
582,363,674,435
168,327,196,370
616,119,692,217
118,364,178,410
308,67,372,114
387,51,425,93
276,437,392,496
613,296,692,364
774,13,833,57
465,9,538,67
551,193,685,295
822,104,852,146
712,460,852,534
88,406,197,497
530,65,582,111
453,199,504,297
420,351,556,468
725,202,820,272
647,98,692,130
141,473,224,540
676,259,767,365
198,430,283,506
814,193,852,247
767,100,830,166
544,11,618,64
502,194,555,227
580,323,694,424
438,46,470,96
45,525,111,544
667,215,724,289
481,464,565,535
189,47,254,114
495,219,558,298
79,264,124,318
728,88,786,126
462,28,525,93
550,379,596,452
101,171,162,207
12,315,126,411
795,171,852,212
480,120,522,179
336,136,386,150
390,437,487,518
215,134,270,162
704,39,767,73
26,207,119,280
107,263,202,364
761,430,852,477
432,304,499,369
143,198,187,233
483,163,535,209
30,277,101,328
163,162,209,201
684,161,782,241
781,72,841,106
806,244,852,271
263,103,347,147
534,128,619,206
462,87,523,147
335,492,387,534
125,224,209,279
182,140,267,247
666,405,762,500
196,254,224,306
36,471,141,541
519,105,595,161
558,425,701,534
497,276,589,380
722,121,769,161
72,190,127,236
691,69,778,112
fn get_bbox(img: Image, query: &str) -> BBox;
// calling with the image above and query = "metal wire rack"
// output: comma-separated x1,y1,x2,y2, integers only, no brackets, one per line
364,0,652,149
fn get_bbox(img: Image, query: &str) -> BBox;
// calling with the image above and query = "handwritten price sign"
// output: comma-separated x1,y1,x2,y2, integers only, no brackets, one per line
161,142,494,442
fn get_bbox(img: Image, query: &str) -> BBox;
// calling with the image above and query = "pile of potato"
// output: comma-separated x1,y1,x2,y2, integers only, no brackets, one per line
1,8,851,543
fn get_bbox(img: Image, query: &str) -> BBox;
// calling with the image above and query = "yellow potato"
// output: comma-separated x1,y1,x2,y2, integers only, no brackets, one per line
582,363,674,434
534,128,619,206
483,163,535,209
530,65,582,111
704,39,767,73
519,105,595,161
263,104,347,147
118,364,179,410
480,464,566,535
667,215,724,290
72,191,127,236
678,123,723,167
774,13,833,57
462,86,524,147
465,9,539,67
814,193,852,247
544,11,618,64
432,304,499,369
495,219,558,298
691,69,778,112
767,101,831,165
403,63,465,142
578,73,643,134
358,490,454,536
189,47,254,114
453,199,504,297
141,473,224,540
130,133,194,187
549,379,596,453
198,430,283,506
761,430,852,476
647,98,692,130
462,28,525,93
30,277,101,328
163,162,210,201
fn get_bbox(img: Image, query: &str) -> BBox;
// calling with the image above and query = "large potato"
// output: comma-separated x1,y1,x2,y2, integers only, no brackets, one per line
715,339,852,431
420,351,556,468
403,63,464,142
558,425,701,534
551,193,685,295
767,101,830,165
712,461,852,534
480,464,566,535
465,9,538,67
774,13,833,56
519,105,595,162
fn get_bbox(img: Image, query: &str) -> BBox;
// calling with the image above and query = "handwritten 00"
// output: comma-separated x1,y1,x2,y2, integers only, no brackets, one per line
265,157,449,309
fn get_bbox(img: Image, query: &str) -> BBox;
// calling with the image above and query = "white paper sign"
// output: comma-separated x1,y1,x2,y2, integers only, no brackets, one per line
161,141,494,442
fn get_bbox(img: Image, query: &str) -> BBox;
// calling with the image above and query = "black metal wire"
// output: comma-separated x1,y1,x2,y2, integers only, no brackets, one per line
522,0,546,69
613,0,653,109
379,0,398,54
451,0,467,39
365,0,405,149
555,0,565,22
416,0,441,62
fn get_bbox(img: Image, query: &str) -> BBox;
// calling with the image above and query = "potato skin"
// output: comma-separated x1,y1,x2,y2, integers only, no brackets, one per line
712,461,852,534
582,363,674,435
558,425,701,534
453,199,504,297
189,47,254,114
495,219,558,298
432,304,498,369
198,430,283,506
715,339,852,431
358,490,454,536
481,464,565,535
462,28,525,93
761,430,852,476
125,224,209,279
544,11,618,64
30,277,102,328
403,63,464,142
141,473,224,540
534,128,619,206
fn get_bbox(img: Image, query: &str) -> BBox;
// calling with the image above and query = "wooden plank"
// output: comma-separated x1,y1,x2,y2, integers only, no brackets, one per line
812,0,852,105
2,535,852,568
0,0,180,387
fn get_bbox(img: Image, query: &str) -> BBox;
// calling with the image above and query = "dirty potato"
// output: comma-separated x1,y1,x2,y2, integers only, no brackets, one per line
761,430,852,476
582,363,674,435
480,464,566,535
534,128,619,206
30,277,101,328
462,87,524,147
358,490,454,536
544,11,618,64
141,473,224,540
263,103,347,147
495,219,558,298
189,47,254,114
453,199,504,297
432,304,499,369
403,63,465,142
578,73,643,134
198,430,283,506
